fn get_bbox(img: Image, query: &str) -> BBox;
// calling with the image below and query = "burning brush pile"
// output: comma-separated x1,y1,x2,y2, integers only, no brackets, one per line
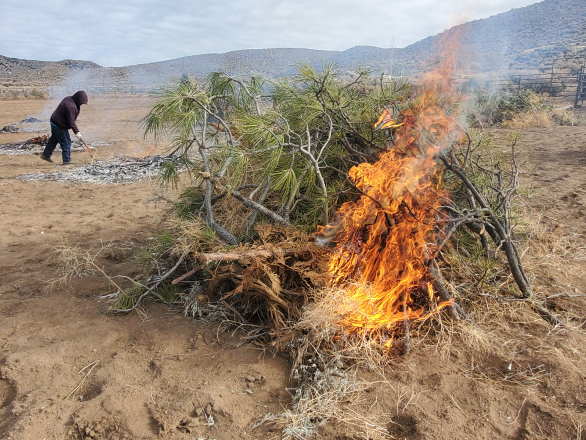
313,90,458,351
92,67,562,351
57,67,568,438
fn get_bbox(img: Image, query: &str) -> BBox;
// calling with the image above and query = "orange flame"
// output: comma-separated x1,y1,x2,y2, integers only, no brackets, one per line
322,85,457,339
314,22,468,345
374,109,404,130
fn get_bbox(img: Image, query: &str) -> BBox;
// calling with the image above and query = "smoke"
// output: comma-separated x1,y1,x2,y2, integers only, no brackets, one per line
29,66,169,157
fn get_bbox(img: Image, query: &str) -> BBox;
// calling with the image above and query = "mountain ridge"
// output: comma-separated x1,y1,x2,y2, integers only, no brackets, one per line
1,0,585,88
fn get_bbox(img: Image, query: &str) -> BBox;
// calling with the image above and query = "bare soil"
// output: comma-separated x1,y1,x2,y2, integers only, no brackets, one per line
1,96,585,440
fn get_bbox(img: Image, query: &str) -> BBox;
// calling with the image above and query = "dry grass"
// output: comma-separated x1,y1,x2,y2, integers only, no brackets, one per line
252,368,394,440
573,417,586,440
51,240,128,287
169,216,226,255
287,283,411,372
50,240,169,313
501,105,584,129
412,311,492,358
521,211,586,291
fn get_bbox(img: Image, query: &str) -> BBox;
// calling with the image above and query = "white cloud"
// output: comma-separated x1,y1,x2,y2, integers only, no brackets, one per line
0,0,542,66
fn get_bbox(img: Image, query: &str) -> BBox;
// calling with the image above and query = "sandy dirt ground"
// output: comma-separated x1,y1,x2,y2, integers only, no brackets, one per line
1,96,586,440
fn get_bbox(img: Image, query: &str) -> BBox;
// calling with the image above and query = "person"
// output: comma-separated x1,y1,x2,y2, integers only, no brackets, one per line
40,90,88,165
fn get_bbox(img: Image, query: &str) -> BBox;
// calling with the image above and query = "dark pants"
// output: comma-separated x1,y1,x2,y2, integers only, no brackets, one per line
43,124,71,163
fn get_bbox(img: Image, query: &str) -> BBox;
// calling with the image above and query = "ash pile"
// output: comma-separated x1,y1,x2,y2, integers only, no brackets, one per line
1,117,46,134
16,155,176,185
0,135,102,156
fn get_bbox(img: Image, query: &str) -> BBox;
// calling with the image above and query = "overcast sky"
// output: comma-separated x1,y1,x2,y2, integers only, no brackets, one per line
1,0,542,67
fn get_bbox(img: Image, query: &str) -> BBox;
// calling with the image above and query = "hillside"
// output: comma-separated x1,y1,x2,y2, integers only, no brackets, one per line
1,0,585,89
0,55,101,86
398,0,586,73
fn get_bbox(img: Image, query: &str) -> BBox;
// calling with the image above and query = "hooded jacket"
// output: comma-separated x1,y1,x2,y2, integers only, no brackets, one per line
50,91,88,133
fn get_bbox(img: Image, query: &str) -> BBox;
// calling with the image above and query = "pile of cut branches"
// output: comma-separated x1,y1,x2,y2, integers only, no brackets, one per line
174,224,329,339
93,66,565,345
56,67,570,357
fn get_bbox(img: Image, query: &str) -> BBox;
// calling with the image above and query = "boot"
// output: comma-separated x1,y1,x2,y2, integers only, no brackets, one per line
40,154,53,163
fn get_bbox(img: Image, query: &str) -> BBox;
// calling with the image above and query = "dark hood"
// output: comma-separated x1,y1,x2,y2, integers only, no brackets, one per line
72,91,88,107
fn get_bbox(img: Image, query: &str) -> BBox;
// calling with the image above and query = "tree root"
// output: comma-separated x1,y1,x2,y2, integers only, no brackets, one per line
171,249,302,285
171,265,202,285
530,302,567,328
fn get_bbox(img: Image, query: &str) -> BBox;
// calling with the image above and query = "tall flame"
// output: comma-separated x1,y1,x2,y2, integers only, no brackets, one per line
322,85,457,338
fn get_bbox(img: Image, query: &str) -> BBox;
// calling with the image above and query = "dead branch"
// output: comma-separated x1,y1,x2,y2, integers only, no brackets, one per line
464,189,491,254
114,250,189,314
231,190,291,226
430,210,488,260
197,248,298,264
465,221,491,254
439,153,534,299
546,292,586,300
211,184,258,203
426,264,464,320
65,360,100,400
247,179,271,233
531,302,566,327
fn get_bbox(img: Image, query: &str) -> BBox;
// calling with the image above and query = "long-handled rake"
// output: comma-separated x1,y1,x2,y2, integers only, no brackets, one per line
81,139,94,158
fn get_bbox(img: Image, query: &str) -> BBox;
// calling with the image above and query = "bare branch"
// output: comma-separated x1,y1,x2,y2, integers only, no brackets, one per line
114,250,189,314
231,190,291,226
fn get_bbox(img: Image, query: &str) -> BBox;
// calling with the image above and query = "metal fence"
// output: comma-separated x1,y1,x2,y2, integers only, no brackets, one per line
504,72,578,99
450,66,586,107
575,66,586,107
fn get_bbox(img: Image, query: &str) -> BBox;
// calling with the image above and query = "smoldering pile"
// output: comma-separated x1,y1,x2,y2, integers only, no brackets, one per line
0,135,103,156
0,118,46,134
16,155,178,185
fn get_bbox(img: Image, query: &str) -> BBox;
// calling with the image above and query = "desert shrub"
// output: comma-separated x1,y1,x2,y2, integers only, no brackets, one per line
468,86,545,126
468,86,583,128
0,87,49,99
549,107,585,126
